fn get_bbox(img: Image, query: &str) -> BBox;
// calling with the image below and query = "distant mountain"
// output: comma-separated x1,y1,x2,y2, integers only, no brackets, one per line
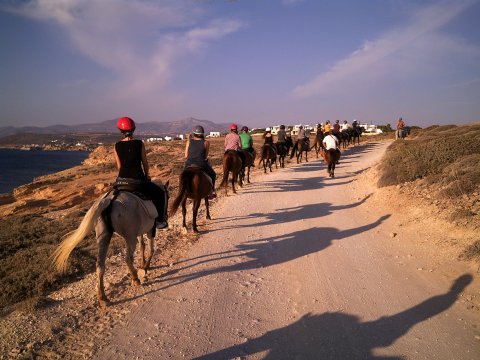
0,117,234,138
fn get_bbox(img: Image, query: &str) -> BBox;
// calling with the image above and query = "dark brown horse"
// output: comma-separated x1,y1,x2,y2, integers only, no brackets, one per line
169,167,212,233
351,127,362,145
310,134,324,159
290,138,310,163
275,137,293,168
339,131,351,149
258,144,277,173
322,148,340,178
242,149,256,183
220,150,243,195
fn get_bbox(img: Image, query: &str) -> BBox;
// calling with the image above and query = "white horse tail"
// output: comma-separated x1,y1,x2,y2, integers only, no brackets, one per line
52,194,112,273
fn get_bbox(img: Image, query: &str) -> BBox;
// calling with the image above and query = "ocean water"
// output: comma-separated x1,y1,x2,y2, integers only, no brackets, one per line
0,149,90,194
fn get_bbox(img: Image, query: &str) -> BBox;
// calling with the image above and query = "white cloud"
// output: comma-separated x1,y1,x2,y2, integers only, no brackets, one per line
292,0,479,98
5,0,244,98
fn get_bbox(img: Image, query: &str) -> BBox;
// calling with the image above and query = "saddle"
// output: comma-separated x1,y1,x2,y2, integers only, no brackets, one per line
113,177,150,200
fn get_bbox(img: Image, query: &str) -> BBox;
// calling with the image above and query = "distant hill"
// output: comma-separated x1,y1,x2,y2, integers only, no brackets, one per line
0,117,235,145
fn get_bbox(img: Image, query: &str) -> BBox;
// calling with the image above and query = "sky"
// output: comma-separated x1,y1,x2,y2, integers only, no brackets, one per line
1,0,479,129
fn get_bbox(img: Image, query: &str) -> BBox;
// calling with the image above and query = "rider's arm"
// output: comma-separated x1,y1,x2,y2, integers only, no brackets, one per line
114,146,121,170
184,139,190,159
204,140,210,160
141,142,150,179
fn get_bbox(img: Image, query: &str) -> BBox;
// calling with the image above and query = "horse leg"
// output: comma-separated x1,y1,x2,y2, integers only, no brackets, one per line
125,235,141,286
143,233,155,271
205,197,211,220
138,235,146,269
181,198,188,229
192,197,201,233
247,166,251,183
231,172,237,194
95,221,112,307
305,150,308,162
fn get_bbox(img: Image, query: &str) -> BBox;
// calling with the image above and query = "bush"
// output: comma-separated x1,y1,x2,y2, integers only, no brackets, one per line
378,124,480,187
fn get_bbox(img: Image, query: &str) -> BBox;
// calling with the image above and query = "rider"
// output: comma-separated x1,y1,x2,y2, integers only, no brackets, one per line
316,123,324,142
396,117,405,140
263,127,274,146
224,123,245,176
352,119,360,135
322,130,341,160
276,125,287,144
239,126,254,154
324,120,331,134
184,125,217,199
332,120,341,137
296,125,309,147
341,120,351,132
114,116,168,229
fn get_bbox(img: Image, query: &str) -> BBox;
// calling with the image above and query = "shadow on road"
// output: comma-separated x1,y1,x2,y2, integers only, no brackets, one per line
194,274,473,359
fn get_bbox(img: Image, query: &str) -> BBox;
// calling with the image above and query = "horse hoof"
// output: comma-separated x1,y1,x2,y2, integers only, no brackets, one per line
131,278,141,286
99,298,111,308
138,268,146,281
206,215,212,220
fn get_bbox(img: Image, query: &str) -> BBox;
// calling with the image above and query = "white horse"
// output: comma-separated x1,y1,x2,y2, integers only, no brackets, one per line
53,182,169,307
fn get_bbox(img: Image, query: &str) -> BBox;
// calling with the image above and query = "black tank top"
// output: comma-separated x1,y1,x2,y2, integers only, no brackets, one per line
186,138,206,165
115,139,146,179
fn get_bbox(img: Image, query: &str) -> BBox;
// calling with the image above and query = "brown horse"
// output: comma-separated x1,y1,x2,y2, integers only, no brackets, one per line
276,137,293,168
258,144,277,173
339,131,350,149
242,149,256,183
169,167,212,233
53,182,169,306
220,150,243,195
290,138,310,163
310,135,324,159
351,127,362,145
322,148,340,178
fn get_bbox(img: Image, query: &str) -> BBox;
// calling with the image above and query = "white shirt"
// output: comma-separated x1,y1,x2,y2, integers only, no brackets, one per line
323,135,338,150
341,123,351,131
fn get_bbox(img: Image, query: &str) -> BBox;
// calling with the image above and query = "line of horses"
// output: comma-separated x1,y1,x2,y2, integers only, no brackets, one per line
52,128,364,306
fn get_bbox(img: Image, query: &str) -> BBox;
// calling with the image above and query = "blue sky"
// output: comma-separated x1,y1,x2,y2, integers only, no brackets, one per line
1,0,479,128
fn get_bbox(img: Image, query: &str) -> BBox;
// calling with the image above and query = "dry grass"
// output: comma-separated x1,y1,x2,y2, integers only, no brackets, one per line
377,122,480,261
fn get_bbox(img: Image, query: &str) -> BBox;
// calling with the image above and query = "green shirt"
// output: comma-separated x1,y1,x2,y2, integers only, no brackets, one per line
239,132,253,149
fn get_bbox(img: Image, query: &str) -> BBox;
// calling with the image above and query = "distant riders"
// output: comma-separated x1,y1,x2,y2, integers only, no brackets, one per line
396,117,405,140
184,125,217,199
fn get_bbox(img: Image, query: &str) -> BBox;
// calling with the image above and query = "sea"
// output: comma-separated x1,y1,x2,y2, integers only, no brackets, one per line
0,148,90,194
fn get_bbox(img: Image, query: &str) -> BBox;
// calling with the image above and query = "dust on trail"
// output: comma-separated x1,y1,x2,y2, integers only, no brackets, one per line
94,141,480,360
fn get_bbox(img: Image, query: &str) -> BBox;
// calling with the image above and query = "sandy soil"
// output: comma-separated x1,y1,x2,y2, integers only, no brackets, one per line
1,140,479,359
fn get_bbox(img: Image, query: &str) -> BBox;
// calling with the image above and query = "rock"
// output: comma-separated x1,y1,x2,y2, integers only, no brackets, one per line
390,232,397,238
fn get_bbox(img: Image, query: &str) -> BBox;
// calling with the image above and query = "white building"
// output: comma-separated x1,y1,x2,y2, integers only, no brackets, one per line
360,124,383,134
208,131,221,138
146,137,163,142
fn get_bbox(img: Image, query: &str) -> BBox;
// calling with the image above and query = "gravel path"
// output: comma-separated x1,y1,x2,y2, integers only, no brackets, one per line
94,141,479,360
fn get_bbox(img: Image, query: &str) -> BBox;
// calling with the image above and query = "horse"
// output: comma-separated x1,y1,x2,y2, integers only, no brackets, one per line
169,167,212,233
339,131,351,149
242,149,256,183
52,182,169,307
275,137,293,168
290,138,310,164
258,144,277,173
310,135,324,159
220,150,243,195
322,149,340,178
396,126,410,140
351,127,362,145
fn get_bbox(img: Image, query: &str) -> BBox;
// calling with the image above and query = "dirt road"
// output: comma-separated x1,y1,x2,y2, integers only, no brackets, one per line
95,142,479,359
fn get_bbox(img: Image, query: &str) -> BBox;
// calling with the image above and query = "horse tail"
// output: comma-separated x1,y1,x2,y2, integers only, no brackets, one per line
169,170,192,217
52,194,112,273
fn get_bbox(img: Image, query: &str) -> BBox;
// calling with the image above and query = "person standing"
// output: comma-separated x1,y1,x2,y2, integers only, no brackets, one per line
114,116,168,229
184,125,217,199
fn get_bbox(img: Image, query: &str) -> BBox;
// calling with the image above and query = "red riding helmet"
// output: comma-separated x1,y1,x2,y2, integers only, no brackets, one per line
117,117,136,132
230,123,238,131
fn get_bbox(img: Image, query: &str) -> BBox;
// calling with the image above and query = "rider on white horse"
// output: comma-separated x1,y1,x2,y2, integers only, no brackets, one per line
114,116,168,229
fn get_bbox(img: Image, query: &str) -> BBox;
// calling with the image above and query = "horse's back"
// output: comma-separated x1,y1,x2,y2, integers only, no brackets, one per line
109,191,157,236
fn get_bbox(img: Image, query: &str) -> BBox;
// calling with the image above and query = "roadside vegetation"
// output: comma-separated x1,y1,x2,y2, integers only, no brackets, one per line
377,123,480,261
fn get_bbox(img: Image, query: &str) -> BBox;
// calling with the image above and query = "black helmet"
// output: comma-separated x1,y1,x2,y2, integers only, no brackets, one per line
241,126,248,132
193,125,204,135
280,125,285,129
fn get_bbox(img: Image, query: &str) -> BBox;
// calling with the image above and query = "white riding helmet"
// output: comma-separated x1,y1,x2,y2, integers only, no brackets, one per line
266,127,271,131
